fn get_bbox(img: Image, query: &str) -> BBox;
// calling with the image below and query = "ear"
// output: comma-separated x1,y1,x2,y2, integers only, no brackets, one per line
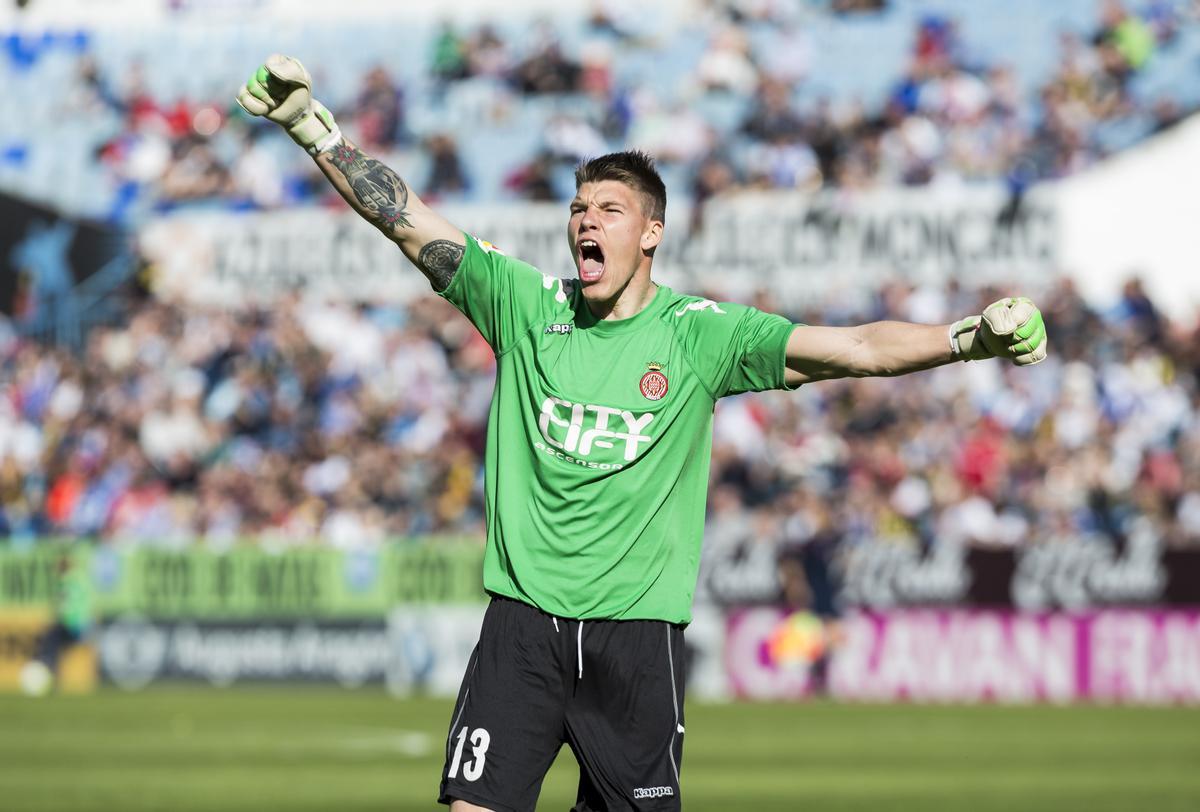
640,220,664,254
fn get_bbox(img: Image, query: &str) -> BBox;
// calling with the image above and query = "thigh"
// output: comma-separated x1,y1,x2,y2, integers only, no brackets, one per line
566,621,685,812
439,598,568,812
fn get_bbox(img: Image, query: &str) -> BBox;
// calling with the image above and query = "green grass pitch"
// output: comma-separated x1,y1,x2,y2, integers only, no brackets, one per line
1,687,1198,811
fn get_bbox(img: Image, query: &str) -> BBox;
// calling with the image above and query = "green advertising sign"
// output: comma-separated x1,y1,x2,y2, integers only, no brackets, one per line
0,540,486,618
0,546,65,607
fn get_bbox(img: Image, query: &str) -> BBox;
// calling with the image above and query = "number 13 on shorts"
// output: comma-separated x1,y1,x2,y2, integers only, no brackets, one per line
447,726,491,782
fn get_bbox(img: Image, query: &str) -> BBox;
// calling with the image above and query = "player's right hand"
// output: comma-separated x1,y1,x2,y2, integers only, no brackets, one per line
950,297,1048,366
236,54,341,155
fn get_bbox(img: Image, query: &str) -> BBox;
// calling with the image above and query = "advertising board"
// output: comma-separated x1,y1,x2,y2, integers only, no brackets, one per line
726,608,1200,704
96,605,486,693
0,542,485,618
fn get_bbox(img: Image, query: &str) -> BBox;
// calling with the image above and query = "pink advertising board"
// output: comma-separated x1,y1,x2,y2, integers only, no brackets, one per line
725,609,1200,704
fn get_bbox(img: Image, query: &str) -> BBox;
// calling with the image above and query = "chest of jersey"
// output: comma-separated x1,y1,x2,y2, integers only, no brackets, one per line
510,318,707,472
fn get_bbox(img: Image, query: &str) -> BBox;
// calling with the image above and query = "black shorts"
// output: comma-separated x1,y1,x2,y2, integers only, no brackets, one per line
438,595,686,812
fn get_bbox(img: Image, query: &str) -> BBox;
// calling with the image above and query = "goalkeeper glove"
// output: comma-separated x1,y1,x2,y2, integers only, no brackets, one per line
236,54,341,155
950,296,1048,366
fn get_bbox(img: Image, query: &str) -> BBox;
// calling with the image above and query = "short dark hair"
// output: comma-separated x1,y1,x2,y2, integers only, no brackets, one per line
574,150,667,224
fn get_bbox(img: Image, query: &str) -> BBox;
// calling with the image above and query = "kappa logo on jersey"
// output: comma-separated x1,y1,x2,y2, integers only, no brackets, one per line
632,787,674,800
639,362,668,401
674,299,726,317
537,397,654,464
545,323,573,335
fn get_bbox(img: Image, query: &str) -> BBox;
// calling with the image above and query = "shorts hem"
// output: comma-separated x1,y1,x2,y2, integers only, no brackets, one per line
438,786,523,812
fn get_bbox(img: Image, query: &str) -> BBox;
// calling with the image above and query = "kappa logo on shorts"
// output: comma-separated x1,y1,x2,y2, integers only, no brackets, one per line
633,786,675,800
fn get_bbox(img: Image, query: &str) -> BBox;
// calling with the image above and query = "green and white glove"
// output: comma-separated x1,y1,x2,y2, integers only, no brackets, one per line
236,54,341,155
950,296,1048,366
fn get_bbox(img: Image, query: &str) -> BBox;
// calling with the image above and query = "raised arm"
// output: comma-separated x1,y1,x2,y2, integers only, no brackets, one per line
784,297,1048,386
313,138,464,290
236,54,464,291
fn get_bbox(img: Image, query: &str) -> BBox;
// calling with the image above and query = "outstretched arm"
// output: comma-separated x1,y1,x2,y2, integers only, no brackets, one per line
314,138,464,290
784,321,953,385
783,297,1048,386
236,54,464,291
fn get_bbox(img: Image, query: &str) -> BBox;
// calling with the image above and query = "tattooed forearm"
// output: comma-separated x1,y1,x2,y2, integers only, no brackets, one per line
324,141,413,232
417,240,465,291
316,138,466,289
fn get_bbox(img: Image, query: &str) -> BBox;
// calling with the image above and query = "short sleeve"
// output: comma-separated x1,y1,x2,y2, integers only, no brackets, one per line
438,233,564,354
675,298,796,398
721,307,797,396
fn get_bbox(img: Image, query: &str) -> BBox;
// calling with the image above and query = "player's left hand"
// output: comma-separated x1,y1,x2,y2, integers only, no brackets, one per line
950,297,1048,366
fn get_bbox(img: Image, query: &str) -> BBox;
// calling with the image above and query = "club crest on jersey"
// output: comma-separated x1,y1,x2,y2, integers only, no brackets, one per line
639,363,668,401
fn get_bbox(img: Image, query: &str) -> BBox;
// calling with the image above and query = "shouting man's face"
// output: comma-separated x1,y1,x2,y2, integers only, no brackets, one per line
567,180,663,312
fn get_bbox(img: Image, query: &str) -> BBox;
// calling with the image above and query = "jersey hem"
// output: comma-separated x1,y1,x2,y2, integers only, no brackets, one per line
486,589,692,625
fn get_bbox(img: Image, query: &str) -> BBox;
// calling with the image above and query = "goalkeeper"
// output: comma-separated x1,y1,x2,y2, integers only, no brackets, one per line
238,56,1047,812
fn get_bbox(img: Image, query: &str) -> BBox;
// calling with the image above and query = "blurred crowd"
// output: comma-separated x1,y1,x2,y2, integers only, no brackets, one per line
702,276,1200,586
2,274,1200,558
44,0,1200,221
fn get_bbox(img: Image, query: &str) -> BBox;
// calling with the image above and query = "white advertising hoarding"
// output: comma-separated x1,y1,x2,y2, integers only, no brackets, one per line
141,186,1058,309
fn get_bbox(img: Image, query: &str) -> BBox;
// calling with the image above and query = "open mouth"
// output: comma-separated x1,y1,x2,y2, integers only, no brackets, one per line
578,239,605,283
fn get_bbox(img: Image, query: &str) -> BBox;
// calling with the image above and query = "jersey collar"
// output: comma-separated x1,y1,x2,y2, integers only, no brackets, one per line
575,284,672,335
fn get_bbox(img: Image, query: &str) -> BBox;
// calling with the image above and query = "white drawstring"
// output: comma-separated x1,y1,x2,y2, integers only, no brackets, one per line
576,621,584,679
549,615,582,678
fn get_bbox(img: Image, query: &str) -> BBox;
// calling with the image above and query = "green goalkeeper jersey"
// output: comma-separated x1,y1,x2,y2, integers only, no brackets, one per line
439,235,796,623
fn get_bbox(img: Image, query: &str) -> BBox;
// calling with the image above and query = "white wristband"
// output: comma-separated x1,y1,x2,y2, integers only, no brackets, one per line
312,128,343,156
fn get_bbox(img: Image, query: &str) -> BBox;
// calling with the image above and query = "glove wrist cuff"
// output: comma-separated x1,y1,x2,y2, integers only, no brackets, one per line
286,101,341,155
307,127,343,156
950,315,992,362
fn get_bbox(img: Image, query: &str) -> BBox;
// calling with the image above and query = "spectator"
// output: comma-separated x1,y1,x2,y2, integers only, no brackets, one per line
465,23,512,79
741,78,805,143
430,22,469,84
512,23,580,94
28,2,1195,217
229,129,285,209
696,24,758,95
2,273,1200,555
505,150,560,201
542,113,608,164
627,98,714,164
158,137,232,205
423,134,471,199
689,152,739,233
351,66,408,149
1094,0,1156,74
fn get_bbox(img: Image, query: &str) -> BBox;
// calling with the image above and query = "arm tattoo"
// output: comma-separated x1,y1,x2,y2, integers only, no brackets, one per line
325,141,413,232
417,240,465,291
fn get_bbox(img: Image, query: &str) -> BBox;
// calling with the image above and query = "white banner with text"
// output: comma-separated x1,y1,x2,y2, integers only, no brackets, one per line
140,185,1058,310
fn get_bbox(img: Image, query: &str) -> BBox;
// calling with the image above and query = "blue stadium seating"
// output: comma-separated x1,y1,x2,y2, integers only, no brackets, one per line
1,1,1196,218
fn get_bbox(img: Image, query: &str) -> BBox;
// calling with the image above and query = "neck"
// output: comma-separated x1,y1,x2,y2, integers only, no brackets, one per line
586,267,657,321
